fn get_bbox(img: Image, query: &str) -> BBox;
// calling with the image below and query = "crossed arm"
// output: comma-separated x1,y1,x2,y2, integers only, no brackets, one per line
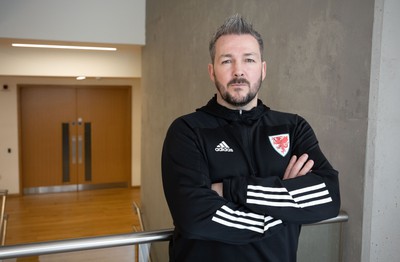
211,154,314,196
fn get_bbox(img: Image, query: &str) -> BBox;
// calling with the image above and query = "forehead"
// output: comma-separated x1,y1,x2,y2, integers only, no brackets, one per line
215,34,261,57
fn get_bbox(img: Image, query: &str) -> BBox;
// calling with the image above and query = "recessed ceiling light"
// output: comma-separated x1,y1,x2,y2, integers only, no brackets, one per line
12,43,117,51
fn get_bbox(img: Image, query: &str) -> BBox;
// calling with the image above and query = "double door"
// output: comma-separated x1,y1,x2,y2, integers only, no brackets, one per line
20,86,131,194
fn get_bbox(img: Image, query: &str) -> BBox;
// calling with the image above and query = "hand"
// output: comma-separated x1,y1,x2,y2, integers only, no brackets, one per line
283,154,314,180
211,182,223,197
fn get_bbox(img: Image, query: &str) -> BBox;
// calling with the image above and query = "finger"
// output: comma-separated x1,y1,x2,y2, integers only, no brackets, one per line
287,154,309,178
298,159,314,176
283,155,297,179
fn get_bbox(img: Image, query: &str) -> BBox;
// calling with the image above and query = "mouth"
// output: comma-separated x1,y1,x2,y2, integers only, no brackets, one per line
228,78,250,87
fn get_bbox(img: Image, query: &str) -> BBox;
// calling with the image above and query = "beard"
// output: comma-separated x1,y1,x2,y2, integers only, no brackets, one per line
214,74,263,108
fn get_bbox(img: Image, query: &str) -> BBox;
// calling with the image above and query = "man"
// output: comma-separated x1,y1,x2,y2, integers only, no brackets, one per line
162,14,340,261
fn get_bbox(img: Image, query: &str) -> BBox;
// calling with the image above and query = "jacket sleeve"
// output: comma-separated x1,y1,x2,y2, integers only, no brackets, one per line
223,116,340,224
162,118,284,245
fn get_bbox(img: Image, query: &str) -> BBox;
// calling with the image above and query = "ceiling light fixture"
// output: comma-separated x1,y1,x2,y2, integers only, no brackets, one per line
12,43,117,51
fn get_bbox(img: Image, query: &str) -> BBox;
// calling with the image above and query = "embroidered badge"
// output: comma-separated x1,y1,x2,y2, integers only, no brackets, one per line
269,134,290,157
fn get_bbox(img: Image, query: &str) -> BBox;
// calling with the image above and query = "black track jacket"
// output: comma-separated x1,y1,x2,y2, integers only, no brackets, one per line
162,96,340,262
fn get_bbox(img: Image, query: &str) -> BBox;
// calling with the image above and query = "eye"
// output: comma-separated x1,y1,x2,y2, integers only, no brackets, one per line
245,58,256,63
221,60,232,64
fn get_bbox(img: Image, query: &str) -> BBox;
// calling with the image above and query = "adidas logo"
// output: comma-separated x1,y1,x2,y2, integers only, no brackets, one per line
215,141,233,152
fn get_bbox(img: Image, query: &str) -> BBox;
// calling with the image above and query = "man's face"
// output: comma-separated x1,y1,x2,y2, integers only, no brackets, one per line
208,34,266,110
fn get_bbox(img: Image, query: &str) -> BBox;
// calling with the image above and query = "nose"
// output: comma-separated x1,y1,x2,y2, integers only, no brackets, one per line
233,62,244,78
234,72,244,78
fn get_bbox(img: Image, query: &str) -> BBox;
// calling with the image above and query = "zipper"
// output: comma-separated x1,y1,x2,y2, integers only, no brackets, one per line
237,116,257,177
243,124,257,177
235,109,257,176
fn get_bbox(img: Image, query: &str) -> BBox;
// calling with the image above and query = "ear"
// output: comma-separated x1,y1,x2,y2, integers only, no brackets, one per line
261,61,267,81
208,63,215,82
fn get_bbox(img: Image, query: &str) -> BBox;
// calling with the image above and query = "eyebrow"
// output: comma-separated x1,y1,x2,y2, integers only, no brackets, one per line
218,52,258,60
244,52,258,57
218,54,233,59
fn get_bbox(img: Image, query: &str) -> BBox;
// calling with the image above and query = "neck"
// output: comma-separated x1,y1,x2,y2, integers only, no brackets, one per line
216,95,258,111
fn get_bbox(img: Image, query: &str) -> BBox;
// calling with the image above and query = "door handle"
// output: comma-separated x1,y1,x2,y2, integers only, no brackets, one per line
71,135,77,164
78,135,83,164
62,123,70,182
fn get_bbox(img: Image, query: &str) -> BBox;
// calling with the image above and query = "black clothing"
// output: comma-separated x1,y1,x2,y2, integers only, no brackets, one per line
162,96,340,261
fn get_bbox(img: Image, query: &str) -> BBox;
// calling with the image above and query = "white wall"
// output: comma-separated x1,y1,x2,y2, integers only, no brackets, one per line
0,0,145,194
0,39,142,78
364,0,400,261
0,82,19,193
0,0,145,45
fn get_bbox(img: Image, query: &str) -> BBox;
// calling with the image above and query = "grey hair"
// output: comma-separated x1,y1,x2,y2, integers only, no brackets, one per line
209,14,264,63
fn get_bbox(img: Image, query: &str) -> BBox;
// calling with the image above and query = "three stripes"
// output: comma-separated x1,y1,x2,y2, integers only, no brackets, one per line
212,183,332,233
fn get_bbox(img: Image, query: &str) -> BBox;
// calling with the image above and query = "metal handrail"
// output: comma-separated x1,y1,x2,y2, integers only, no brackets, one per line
0,210,348,259
0,229,172,259
308,210,348,225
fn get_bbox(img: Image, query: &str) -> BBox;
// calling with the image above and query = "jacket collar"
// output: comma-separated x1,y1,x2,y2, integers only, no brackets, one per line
197,95,270,122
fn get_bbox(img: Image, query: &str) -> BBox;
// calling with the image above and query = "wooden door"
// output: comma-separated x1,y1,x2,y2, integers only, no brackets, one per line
20,85,131,194
21,86,78,189
76,87,131,186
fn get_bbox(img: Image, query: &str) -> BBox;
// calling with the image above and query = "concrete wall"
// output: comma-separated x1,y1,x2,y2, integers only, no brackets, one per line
363,0,400,260
142,0,375,261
